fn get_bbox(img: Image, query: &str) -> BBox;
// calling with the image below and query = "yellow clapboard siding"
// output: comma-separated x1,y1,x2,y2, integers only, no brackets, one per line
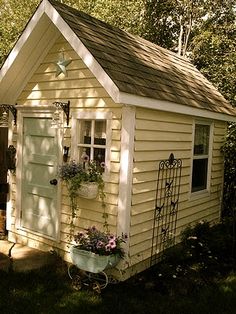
111,140,121,152
133,171,158,183
111,119,122,130
213,142,224,150
131,184,190,205
181,192,219,210
132,176,189,196
130,229,153,247
131,201,155,215
30,69,95,82
135,141,191,151
131,210,154,226
178,197,220,219
133,163,190,184
112,130,121,141
135,130,192,142
213,135,226,143
177,207,220,230
106,169,120,180
48,40,72,52
133,159,192,173
129,239,152,257
134,151,191,162
35,59,86,74
136,119,193,133
136,108,192,124
25,78,102,91
212,163,224,171
62,192,118,207
130,108,225,265
18,87,110,100
214,122,227,134
43,50,79,62
212,156,224,165
18,98,120,108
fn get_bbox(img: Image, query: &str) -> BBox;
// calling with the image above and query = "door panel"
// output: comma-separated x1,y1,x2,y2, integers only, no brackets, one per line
21,117,59,239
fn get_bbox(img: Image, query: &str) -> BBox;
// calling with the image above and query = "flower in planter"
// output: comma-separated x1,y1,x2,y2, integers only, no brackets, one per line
58,160,104,187
58,160,105,216
73,226,128,258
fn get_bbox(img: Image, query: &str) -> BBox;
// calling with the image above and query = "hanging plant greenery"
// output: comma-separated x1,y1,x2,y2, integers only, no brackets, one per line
58,160,106,227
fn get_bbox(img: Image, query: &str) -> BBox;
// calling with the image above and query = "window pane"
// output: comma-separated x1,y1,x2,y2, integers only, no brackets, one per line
80,120,92,144
94,121,106,145
194,124,210,155
192,158,208,192
94,148,106,164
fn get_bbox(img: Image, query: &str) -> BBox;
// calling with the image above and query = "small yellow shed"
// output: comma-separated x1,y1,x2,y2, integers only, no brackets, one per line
0,0,236,279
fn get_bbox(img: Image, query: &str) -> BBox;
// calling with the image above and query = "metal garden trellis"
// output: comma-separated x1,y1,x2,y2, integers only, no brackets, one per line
150,153,182,266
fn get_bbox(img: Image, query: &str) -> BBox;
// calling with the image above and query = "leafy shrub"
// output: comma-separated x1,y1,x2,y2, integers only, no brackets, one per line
150,218,236,295
221,123,236,217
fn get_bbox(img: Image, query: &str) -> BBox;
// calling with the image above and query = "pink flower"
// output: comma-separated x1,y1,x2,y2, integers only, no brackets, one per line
109,239,116,249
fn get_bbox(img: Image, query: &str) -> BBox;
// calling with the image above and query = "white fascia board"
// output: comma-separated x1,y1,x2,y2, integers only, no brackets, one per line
118,91,236,122
44,0,120,103
0,2,45,81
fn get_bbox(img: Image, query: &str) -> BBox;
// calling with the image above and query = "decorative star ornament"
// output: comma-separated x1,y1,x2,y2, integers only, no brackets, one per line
55,52,72,77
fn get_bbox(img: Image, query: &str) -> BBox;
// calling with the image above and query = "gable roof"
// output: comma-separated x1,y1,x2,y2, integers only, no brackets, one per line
0,0,235,122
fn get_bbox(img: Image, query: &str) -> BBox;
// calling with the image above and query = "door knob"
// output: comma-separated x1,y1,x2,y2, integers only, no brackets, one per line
50,179,58,186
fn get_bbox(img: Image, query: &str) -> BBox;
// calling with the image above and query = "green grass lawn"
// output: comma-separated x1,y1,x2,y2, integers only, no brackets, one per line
0,263,236,314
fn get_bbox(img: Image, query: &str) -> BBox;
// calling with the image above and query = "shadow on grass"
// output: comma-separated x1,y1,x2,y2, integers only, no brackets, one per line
0,263,236,314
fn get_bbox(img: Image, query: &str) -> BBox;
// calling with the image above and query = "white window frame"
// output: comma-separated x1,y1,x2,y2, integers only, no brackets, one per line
190,120,213,197
71,110,112,176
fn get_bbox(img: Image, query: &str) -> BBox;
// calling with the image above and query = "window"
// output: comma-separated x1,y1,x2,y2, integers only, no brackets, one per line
77,119,107,165
191,123,211,193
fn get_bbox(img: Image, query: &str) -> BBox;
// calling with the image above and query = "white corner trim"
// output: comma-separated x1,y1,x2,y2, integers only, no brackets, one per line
44,0,120,103
119,92,236,123
117,106,135,240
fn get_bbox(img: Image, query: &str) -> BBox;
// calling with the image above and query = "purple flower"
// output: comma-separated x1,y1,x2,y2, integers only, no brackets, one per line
73,225,128,257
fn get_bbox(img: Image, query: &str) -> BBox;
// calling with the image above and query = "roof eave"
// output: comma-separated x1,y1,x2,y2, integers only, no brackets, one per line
119,91,236,122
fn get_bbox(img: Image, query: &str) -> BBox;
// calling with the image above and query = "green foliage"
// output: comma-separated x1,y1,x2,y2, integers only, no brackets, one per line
0,0,40,66
0,0,143,67
190,1,236,106
150,219,236,295
221,123,236,216
141,0,178,49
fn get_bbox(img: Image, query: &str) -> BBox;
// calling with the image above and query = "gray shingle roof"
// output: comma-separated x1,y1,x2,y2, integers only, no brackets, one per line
49,0,235,116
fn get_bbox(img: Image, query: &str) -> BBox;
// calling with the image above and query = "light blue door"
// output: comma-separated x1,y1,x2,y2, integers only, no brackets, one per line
21,117,59,239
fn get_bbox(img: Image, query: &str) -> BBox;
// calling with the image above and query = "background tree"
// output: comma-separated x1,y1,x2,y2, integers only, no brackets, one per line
0,0,143,66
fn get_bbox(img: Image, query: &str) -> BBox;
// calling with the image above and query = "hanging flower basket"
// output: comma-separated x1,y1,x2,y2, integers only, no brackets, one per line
70,246,120,273
77,182,99,199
